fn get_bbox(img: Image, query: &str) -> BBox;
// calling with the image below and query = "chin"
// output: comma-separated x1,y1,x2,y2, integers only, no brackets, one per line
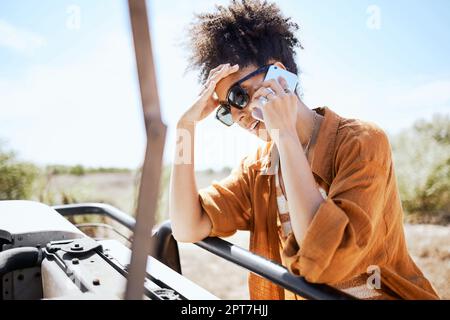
257,133,271,142
255,123,271,141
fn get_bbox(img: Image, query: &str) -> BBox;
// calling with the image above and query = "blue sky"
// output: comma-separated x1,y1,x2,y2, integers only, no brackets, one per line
0,0,449,170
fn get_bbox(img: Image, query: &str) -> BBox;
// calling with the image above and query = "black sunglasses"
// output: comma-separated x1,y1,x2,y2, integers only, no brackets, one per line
215,64,271,126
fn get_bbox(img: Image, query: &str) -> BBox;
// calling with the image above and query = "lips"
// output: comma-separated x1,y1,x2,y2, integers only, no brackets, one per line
247,120,260,131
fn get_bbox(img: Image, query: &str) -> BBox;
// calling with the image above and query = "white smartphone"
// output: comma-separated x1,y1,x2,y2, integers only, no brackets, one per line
252,65,299,122
264,65,298,92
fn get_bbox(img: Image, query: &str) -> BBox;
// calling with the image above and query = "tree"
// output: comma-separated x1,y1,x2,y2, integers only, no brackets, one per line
391,114,450,223
0,147,38,200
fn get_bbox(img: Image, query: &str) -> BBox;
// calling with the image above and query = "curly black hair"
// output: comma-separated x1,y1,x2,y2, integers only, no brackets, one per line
185,0,303,84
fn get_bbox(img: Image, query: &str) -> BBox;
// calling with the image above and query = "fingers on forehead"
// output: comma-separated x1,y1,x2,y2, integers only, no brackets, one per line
209,69,227,83
210,63,231,75
209,64,225,75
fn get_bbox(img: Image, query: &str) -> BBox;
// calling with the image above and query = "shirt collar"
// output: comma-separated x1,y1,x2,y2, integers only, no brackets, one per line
256,106,341,186
311,106,341,186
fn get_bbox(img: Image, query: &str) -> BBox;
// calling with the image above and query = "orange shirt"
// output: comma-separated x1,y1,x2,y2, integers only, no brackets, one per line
198,107,439,300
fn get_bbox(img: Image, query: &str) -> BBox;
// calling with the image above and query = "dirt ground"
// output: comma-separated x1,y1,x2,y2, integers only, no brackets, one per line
403,224,450,299
178,224,450,300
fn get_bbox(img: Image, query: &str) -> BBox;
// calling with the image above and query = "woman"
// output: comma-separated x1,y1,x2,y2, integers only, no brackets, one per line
169,0,439,300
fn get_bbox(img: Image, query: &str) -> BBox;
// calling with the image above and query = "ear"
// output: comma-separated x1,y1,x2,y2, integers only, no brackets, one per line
272,61,287,70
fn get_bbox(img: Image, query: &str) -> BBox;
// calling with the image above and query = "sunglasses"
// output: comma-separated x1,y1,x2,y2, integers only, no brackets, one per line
215,64,271,126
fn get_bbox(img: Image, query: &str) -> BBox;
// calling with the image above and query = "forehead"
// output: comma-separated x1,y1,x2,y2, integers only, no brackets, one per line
215,65,262,100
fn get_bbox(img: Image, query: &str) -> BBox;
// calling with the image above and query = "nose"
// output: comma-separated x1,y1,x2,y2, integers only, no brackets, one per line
230,106,246,124
230,100,260,126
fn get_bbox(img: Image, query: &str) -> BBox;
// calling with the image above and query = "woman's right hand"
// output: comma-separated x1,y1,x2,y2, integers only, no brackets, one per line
178,63,239,124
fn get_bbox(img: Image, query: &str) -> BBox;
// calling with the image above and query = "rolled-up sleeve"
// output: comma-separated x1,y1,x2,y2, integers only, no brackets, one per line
198,155,254,238
282,129,392,284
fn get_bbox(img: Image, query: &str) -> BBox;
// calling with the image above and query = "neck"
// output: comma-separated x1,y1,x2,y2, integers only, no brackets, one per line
295,99,316,148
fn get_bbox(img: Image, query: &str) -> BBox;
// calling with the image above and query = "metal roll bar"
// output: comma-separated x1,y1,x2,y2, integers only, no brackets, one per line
53,203,356,300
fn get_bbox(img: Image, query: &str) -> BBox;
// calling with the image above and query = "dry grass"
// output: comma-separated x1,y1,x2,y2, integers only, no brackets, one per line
40,172,137,213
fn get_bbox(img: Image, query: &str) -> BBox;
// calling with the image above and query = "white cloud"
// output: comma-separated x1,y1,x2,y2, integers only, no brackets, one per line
0,19,46,53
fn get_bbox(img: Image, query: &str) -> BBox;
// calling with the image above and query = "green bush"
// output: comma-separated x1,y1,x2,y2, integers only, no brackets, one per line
391,114,450,223
419,158,450,213
69,164,85,176
0,149,39,200
46,165,71,175
46,164,131,175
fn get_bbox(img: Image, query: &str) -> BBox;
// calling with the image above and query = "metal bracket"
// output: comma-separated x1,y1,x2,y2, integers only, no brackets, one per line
46,238,102,256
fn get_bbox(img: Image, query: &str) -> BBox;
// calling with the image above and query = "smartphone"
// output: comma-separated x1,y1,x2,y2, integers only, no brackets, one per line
264,65,298,92
252,65,299,122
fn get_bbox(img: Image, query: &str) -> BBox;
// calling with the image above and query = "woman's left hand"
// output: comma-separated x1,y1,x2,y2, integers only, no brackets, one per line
252,77,299,144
